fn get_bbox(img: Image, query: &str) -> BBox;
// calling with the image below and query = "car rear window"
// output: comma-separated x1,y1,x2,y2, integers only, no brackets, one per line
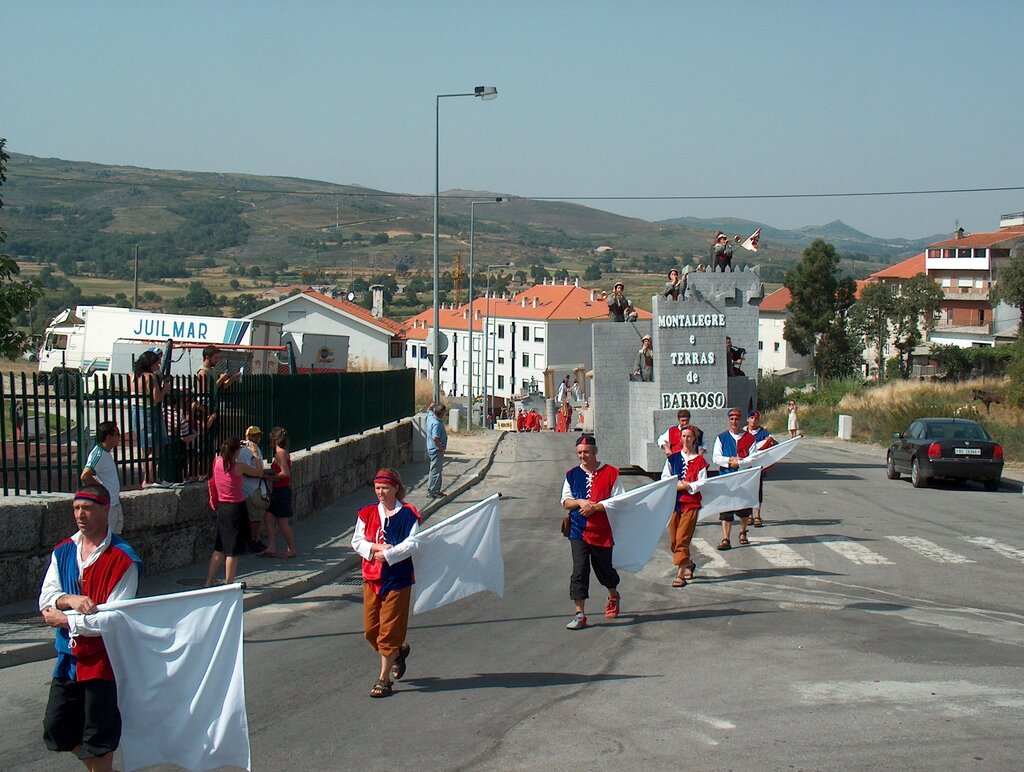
929,423,989,441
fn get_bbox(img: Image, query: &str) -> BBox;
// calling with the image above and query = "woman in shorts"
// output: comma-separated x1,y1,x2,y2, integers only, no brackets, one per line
262,427,297,558
205,437,264,586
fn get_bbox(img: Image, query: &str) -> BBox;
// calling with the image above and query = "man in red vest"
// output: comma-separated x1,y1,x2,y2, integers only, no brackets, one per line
39,484,143,771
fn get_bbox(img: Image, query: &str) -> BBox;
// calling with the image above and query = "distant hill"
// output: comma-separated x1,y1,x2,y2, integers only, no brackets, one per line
658,215,945,259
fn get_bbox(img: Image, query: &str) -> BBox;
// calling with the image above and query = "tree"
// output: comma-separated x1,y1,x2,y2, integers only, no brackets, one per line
849,282,896,378
890,274,943,378
0,138,44,358
230,293,262,316
583,264,602,281
994,251,1024,338
783,239,857,380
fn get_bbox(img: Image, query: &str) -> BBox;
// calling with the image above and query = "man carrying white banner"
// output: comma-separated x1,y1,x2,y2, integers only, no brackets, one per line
659,424,708,587
560,435,625,630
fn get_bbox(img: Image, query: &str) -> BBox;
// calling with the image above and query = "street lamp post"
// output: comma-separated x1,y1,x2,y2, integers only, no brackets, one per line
433,86,498,405
467,197,503,430
482,261,513,428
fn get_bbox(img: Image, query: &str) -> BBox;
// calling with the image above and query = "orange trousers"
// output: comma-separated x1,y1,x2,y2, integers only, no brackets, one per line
363,584,411,657
669,506,700,567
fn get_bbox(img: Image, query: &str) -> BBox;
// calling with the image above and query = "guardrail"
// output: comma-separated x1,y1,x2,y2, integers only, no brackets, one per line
1,369,414,496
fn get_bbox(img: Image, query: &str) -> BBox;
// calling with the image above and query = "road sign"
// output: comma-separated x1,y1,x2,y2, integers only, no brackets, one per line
425,330,450,356
426,354,448,368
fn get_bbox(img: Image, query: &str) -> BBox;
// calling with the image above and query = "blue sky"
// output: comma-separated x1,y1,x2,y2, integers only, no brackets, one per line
4,1,1022,239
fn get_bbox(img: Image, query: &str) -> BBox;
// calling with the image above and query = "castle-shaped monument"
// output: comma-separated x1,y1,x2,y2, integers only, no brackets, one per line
591,269,764,471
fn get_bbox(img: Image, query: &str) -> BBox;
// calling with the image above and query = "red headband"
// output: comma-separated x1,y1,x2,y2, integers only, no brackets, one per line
74,491,109,506
373,472,400,487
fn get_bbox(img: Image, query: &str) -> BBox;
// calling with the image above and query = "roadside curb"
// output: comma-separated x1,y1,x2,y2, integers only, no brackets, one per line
1,432,509,668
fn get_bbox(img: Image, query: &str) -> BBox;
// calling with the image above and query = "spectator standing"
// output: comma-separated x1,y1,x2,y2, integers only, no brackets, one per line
240,426,269,554
262,426,297,559
426,404,448,498
205,437,265,587
788,400,801,438
162,391,200,484
634,335,654,382
571,377,582,403
351,468,420,698
38,483,143,771
556,375,570,406
131,350,171,488
80,422,123,534
561,435,624,630
195,345,239,445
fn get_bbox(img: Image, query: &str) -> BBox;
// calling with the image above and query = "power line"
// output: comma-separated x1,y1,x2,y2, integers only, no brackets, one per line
9,170,1024,202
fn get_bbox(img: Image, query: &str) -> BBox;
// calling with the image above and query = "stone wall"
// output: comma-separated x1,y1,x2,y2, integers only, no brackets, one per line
0,421,413,605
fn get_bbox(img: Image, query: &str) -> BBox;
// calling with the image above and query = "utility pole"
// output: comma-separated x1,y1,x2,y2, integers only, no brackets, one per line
133,244,140,308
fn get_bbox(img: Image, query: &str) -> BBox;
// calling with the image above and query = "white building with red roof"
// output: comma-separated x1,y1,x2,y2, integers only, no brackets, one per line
402,278,651,405
247,290,406,370
924,215,1024,347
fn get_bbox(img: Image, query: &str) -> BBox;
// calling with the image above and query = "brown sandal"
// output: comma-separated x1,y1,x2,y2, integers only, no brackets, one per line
672,574,686,588
716,538,731,551
738,532,750,546
390,643,410,681
683,563,695,581
370,678,393,698
753,516,764,528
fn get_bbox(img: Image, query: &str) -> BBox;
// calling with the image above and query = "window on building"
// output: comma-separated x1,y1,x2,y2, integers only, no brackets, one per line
757,341,763,350
946,309,954,324
975,278,984,289
390,341,404,359
973,249,987,259
958,278,974,288
522,326,530,342
522,353,529,367
957,248,972,258
497,351,505,365
497,375,505,389
928,248,940,258
979,308,986,323
533,353,545,369
534,327,544,342
498,324,505,339
774,342,780,352
419,345,427,359
941,277,951,288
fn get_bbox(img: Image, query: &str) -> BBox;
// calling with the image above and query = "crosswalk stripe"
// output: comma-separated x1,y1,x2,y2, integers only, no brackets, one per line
962,536,1024,563
691,537,729,569
886,536,975,564
813,536,894,565
748,536,813,568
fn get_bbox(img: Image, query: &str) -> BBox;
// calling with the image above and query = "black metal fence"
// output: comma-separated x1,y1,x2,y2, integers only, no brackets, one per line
1,369,414,496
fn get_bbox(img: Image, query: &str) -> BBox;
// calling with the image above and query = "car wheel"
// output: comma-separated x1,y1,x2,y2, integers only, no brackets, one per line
984,478,1000,491
911,458,928,488
886,453,900,480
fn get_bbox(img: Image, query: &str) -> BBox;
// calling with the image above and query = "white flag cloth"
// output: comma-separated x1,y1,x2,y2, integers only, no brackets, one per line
85,585,250,772
603,476,678,572
697,466,763,521
738,435,801,469
412,494,504,614
741,228,761,252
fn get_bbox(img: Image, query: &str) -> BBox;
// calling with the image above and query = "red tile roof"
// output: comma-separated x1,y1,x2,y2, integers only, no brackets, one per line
929,226,1024,249
401,282,652,341
870,252,926,280
760,281,868,314
303,291,406,336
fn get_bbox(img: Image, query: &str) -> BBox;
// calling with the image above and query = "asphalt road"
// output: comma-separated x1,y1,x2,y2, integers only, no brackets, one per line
4,433,1023,771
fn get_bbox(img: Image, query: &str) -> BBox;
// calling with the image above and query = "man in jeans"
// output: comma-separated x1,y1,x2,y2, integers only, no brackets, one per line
426,404,448,498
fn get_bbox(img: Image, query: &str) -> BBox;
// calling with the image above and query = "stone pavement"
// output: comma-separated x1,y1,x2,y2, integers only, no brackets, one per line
0,430,507,670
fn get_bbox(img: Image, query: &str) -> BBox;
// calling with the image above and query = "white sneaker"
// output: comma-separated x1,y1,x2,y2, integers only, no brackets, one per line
566,612,587,630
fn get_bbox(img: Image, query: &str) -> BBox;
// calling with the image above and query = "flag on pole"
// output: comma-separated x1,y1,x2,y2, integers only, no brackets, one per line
603,476,678,572
739,435,801,469
412,494,504,614
740,228,761,252
697,467,763,521
85,585,250,772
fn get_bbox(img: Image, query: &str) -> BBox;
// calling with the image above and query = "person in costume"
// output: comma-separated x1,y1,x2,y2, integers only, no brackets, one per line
740,410,777,528
38,484,143,771
712,408,753,550
657,409,705,457
661,426,708,587
351,468,420,698
561,435,624,630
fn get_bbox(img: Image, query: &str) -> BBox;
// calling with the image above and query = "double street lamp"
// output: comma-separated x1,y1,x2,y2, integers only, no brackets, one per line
433,86,498,404
466,197,504,430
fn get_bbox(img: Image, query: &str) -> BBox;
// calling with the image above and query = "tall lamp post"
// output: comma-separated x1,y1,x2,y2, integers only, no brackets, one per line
467,197,504,430
482,261,514,428
433,85,498,405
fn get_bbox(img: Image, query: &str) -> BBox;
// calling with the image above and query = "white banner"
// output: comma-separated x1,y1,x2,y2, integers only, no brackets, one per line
412,494,504,614
603,476,678,573
738,435,801,469
87,585,250,772
697,466,763,521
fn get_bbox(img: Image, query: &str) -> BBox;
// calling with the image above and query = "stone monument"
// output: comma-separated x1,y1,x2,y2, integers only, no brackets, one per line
591,268,764,471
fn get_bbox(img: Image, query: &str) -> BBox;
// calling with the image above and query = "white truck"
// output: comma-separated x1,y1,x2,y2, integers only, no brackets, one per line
39,306,284,378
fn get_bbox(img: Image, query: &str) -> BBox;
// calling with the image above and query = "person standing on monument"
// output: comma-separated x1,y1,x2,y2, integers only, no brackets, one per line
634,335,654,382
561,435,624,630
712,408,753,550
713,233,734,272
606,283,634,322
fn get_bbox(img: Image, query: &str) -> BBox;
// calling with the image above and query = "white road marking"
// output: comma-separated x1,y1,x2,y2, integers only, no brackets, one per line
962,536,1024,563
886,535,975,564
690,713,736,731
748,536,813,568
691,537,729,569
813,535,893,565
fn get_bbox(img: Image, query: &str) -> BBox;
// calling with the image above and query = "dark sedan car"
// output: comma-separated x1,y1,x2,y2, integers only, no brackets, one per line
887,417,1003,490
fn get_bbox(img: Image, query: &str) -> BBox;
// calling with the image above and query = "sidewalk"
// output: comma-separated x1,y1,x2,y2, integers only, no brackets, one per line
0,430,508,670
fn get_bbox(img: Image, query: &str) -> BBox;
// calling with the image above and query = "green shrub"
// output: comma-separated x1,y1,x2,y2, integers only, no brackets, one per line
800,377,865,407
757,372,787,413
